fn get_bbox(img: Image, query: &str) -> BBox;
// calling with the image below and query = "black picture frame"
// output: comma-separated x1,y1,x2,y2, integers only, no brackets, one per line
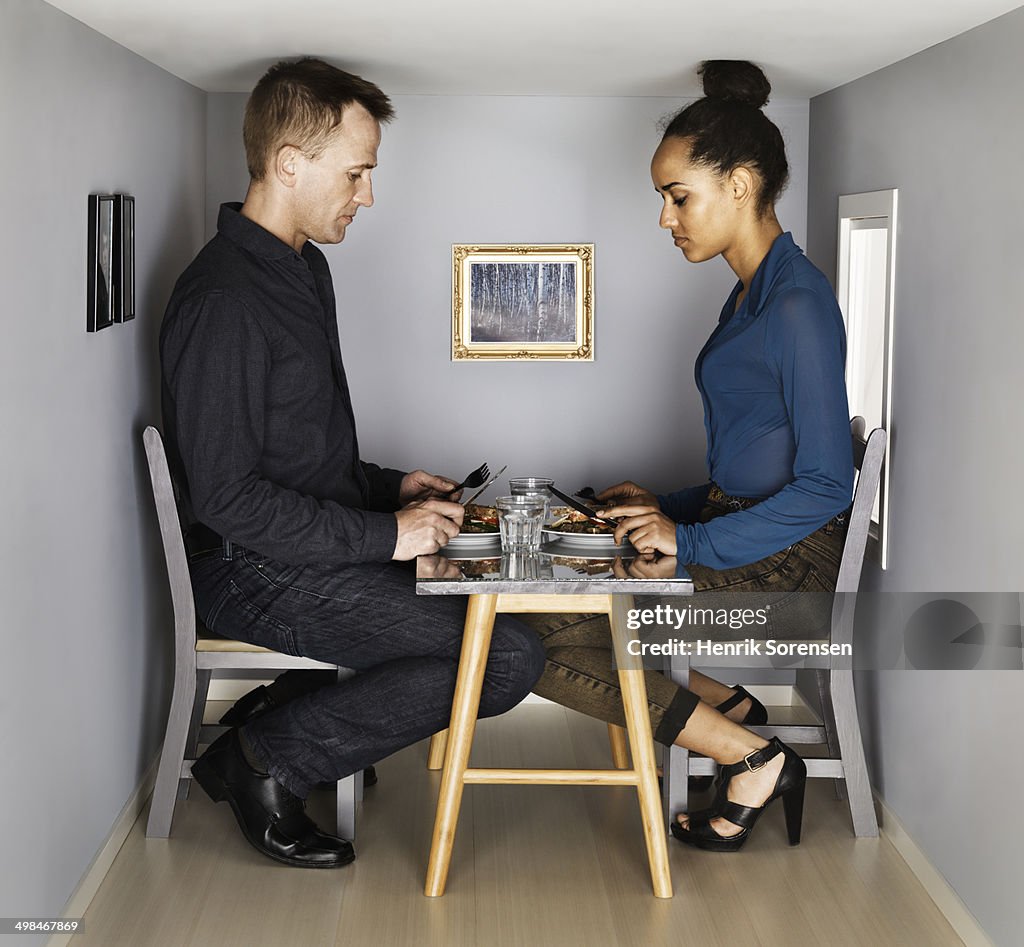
87,194,116,332
114,194,135,323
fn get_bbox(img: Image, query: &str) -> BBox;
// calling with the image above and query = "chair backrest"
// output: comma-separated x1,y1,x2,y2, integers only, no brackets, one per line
830,417,887,644
143,426,198,651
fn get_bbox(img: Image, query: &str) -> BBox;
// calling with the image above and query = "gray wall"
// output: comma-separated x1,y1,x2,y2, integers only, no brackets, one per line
0,0,206,929
205,93,809,495
807,8,1024,944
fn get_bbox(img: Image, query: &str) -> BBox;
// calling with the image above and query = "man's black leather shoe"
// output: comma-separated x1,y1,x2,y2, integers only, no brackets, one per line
220,685,378,788
218,684,278,727
191,730,355,868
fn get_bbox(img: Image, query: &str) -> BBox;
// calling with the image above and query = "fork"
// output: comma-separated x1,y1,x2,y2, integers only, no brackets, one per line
451,462,489,494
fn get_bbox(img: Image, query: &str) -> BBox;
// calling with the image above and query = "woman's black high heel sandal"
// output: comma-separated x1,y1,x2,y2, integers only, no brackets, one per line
716,684,768,725
687,686,769,793
670,737,806,852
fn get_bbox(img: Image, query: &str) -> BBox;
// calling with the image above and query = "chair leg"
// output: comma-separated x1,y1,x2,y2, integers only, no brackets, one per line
427,730,449,771
336,773,358,840
815,669,847,800
830,668,878,837
147,669,197,838
607,723,630,769
186,669,212,755
178,669,212,801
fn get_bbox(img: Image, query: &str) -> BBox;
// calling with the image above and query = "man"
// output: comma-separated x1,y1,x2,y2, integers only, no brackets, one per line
160,58,544,869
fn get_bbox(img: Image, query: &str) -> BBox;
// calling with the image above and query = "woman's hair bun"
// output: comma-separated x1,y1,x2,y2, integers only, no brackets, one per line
699,60,771,109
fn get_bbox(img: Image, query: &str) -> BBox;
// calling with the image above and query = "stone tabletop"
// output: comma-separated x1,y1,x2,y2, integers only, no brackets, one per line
415,546,694,596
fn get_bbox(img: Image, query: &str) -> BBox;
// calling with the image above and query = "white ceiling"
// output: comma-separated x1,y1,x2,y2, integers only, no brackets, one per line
45,0,1022,97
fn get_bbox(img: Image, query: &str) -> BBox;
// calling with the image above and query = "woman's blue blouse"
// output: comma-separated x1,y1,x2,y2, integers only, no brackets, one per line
658,232,854,569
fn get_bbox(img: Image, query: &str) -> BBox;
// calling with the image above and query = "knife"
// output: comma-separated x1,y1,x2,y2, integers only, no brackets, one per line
462,464,508,506
546,484,621,529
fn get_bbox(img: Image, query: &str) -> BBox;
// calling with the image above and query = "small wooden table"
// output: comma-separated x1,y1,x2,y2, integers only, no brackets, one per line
416,547,693,898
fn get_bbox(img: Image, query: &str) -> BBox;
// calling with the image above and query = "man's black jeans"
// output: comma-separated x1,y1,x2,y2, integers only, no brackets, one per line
189,548,545,798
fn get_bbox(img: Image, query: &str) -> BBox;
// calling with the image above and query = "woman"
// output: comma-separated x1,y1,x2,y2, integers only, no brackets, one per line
522,60,853,851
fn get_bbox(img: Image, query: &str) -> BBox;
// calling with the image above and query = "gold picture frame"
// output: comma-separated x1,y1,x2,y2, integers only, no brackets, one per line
452,244,594,360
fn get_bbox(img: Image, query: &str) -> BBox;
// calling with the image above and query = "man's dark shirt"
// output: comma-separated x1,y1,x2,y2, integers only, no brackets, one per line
160,203,403,566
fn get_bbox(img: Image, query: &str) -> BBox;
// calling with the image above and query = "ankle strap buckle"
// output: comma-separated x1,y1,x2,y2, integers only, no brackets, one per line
743,748,768,772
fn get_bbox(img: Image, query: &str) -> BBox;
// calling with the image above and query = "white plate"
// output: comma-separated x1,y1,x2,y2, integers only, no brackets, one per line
541,527,623,548
543,536,634,560
444,533,502,553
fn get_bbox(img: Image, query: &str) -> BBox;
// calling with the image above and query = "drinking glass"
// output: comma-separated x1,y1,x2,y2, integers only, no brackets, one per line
495,495,546,551
509,477,554,522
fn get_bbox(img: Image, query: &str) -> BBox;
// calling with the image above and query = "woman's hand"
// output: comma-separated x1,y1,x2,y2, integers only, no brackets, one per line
600,502,678,556
611,554,681,579
596,480,659,508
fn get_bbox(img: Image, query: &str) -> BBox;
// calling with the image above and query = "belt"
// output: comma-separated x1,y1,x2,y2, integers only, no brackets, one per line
706,483,849,533
184,522,237,559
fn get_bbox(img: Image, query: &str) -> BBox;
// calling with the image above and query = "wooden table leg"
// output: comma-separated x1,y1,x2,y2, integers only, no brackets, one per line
607,723,630,769
608,595,673,899
426,730,449,771
424,593,497,897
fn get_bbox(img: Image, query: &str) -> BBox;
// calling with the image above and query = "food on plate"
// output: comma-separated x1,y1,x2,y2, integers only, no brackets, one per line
547,509,616,535
461,503,499,534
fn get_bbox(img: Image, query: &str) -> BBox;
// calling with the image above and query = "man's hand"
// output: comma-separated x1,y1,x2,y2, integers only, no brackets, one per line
599,502,678,557
416,554,462,580
393,498,465,560
399,469,459,504
597,480,659,509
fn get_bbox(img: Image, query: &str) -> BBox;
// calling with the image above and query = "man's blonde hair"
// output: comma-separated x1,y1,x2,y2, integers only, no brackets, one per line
243,58,394,181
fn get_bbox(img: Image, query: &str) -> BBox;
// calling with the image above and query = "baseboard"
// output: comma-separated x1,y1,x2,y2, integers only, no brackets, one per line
47,755,159,947
876,794,993,947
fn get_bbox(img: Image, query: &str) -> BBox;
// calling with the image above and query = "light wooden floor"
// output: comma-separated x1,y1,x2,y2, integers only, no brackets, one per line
78,703,961,947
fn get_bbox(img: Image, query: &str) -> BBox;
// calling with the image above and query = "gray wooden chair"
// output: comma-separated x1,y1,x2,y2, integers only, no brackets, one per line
142,425,361,840
659,417,887,837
